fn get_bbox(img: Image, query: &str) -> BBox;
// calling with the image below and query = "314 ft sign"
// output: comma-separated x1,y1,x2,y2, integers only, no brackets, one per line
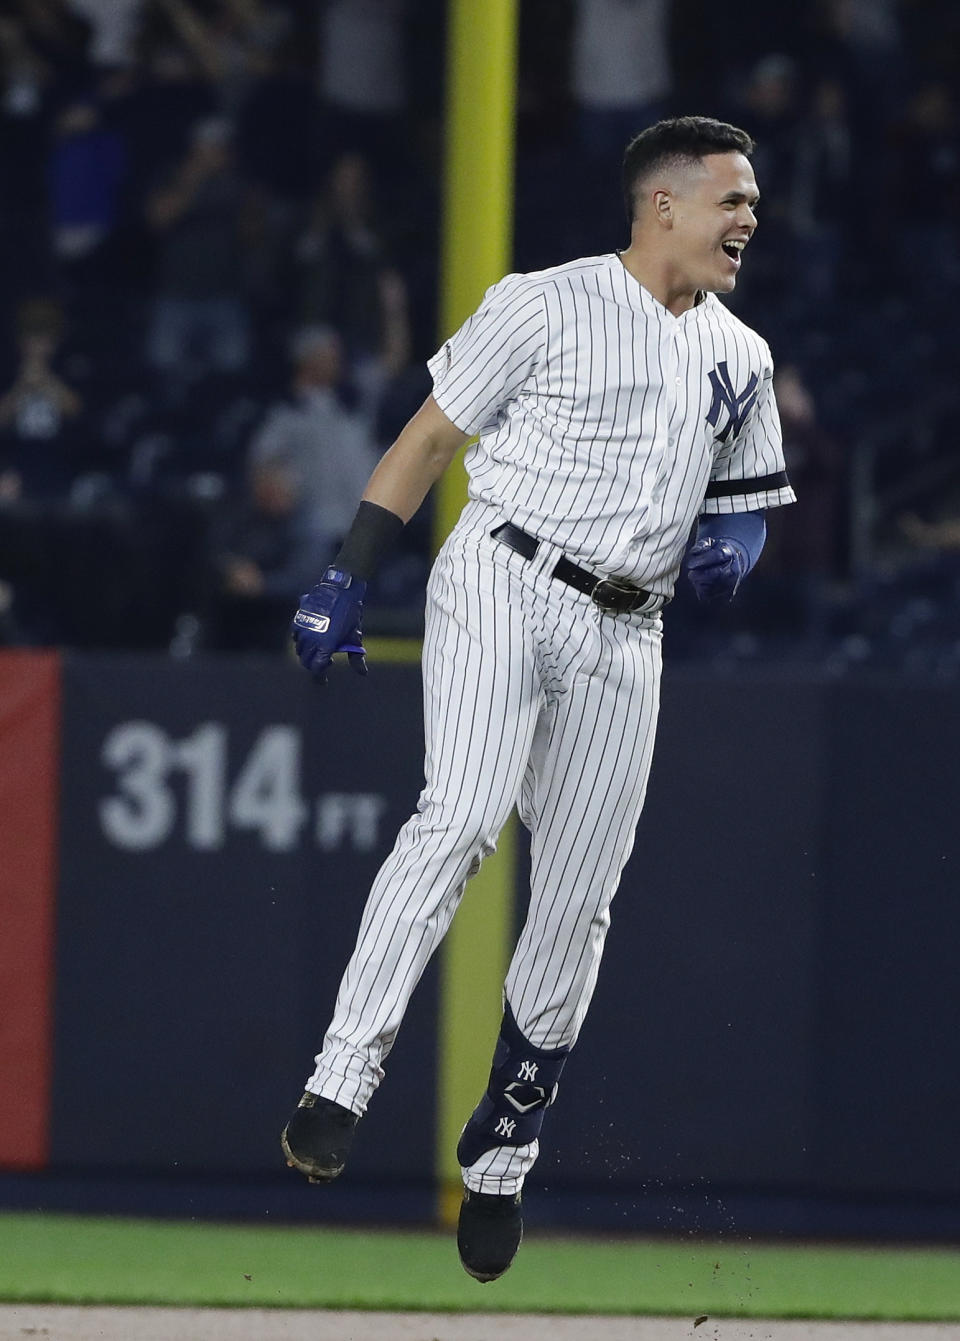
99,721,387,854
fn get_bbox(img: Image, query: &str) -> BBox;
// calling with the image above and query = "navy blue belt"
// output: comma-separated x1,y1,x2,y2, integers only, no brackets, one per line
490,522,661,615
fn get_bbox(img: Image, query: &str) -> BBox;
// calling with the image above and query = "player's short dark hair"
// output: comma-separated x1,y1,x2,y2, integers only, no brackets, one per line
621,116,755,224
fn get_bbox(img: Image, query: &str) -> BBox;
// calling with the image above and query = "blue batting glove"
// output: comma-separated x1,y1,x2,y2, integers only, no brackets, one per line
291,567,368,683
684,537,748,603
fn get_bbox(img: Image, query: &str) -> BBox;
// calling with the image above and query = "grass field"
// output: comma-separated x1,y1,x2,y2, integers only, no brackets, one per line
1,1213,959,1320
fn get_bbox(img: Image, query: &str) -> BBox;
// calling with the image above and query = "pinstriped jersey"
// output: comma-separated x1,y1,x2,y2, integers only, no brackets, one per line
428,251,796,596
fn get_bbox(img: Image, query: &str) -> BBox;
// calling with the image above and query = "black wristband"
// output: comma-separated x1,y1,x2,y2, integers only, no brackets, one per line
335,501,405,581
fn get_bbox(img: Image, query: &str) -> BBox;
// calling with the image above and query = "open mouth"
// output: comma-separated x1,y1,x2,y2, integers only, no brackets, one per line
721,239,745,264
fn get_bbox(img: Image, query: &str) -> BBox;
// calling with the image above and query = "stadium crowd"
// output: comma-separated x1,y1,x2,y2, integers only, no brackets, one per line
0,0,957,668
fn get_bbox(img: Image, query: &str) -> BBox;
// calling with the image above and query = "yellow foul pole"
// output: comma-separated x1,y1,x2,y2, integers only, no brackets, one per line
435,0,519,1225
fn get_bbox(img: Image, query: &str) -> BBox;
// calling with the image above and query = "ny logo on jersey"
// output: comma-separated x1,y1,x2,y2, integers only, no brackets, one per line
518,1061,539,1082
706,361,760,444
495,1117,517,1139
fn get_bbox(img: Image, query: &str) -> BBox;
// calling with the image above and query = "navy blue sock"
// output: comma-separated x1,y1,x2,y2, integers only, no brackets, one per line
457,1003,570,1168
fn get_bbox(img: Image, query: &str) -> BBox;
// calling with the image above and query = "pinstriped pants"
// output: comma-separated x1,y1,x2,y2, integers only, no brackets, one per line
306,501,663,1192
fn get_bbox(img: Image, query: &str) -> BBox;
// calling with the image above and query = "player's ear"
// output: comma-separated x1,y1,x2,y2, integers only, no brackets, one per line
652,188,674,228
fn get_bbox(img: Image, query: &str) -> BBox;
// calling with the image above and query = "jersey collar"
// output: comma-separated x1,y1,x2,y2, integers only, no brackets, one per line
611,252,713,323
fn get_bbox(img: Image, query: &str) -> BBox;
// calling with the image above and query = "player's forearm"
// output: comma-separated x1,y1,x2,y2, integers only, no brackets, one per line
362,395,468,524
334,395,468,580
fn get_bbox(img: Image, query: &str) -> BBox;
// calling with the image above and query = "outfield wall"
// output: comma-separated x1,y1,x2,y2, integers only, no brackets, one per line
1,651,958,1233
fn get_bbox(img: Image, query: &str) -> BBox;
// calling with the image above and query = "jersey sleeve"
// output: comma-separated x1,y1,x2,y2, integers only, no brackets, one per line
427,275,547,436
701,350,797,515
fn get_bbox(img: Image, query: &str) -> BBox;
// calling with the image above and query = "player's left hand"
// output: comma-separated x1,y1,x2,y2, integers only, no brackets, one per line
684,537,747,602
292,567,368,683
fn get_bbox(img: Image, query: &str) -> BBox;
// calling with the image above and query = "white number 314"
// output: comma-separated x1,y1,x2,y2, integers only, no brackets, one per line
98,722,385,854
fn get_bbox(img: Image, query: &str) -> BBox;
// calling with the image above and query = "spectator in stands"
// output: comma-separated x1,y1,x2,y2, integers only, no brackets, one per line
246,325,381,558
571,0,672,163
149,0,290,115
0,298,84,502
48,95,128,274
819,0,905,123
247,308,431,629
6,0,91,87
317,0,407,170
567,0,673,245
144,114,253,400
293,152,411,369
202,454,332,651
65,0,145,71
232,29,324,326
116,7,218,202
0,296,139,647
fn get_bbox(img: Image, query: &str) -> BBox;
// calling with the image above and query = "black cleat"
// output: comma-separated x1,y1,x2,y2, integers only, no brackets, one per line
457,1187,523,1282
281,1092,359,1183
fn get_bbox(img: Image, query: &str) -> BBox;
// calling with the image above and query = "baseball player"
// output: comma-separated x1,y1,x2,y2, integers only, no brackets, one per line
282,116,795,1281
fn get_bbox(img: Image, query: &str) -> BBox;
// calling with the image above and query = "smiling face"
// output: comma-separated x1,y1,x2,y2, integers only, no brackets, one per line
652,151,759,296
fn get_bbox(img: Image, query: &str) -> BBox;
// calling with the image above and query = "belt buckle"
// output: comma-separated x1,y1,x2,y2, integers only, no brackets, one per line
590,578,638,614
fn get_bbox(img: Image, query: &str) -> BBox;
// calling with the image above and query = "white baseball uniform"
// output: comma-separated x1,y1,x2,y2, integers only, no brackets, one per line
304,251,795,1193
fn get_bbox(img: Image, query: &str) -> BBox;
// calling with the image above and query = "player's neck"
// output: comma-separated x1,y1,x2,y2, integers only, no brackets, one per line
617,244,700,318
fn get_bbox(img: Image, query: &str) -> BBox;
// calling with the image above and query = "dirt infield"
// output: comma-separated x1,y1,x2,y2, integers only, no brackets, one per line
1,1308,957,1341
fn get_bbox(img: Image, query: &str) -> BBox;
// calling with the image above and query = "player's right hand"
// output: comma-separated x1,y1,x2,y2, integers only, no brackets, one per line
292,567,368,684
